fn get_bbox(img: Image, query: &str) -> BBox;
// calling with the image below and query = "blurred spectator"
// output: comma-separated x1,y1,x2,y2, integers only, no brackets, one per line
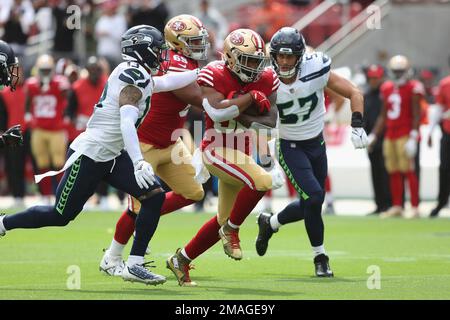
95,0,127,69
419,69,438,104
364,64,391,215
128,0,169,33
0,0,35,59
248,0,293,42
193,0,228,54
66,56,106,142
428,58,450,218
0,66,28,208
25,54,70,204
51,0,78,62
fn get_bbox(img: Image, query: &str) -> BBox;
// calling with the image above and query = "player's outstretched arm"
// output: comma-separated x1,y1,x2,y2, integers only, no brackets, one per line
119,85,156,189
153,69,199,93
327,71,368,148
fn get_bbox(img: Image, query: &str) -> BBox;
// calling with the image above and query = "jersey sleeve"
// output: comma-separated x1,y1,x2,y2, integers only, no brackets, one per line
117,66,151,95
436,81,446,105
256,68,280,97
412,80,425,96
167,52,196,73
197,63,216,88
299,51,332,87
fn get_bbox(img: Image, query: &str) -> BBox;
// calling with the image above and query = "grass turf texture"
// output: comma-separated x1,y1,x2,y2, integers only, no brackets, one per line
0,211,449,300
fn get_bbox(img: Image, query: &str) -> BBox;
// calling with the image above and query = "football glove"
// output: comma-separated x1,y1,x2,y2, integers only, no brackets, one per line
192,148,210,184
0,125,23,148
249,90,271,114
404,130,418,158
133,160,156,189
269,163,285,190
350,112,368,149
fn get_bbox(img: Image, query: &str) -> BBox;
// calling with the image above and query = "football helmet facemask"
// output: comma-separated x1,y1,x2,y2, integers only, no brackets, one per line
121,25,169,75
165,14,210,61
223,29,269,83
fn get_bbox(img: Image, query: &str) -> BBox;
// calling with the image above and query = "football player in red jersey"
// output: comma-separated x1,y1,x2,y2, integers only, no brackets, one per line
99,15,214,275
369,55,424,218
165,29,285,286
25,54,70,203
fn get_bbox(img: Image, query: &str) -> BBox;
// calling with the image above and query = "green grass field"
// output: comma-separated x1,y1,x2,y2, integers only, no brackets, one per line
0,211,449,300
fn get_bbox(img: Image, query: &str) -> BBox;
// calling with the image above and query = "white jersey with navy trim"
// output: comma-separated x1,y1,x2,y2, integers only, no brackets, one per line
70,61,154,162
277,51,331,141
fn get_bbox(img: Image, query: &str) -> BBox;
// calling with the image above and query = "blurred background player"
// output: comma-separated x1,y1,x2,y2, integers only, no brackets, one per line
25,54,70,204
369,55,423,219
427,56,450,218
166,28,284,286
100,14,211,276
364,64,391,215
255,27,368,277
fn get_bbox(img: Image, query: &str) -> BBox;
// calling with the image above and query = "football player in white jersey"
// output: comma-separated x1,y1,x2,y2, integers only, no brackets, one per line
0,25,199,285
255,27,368,277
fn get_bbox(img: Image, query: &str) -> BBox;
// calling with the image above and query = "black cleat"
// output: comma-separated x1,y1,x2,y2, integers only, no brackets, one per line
255,212,277,256
314,254,334,277
429,206,443,218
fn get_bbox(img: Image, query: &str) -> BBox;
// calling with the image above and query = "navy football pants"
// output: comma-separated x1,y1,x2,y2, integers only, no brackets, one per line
277,133,327,247
4,149,165,257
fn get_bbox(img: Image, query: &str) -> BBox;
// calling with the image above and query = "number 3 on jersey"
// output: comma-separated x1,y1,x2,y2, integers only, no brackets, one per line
277,92,318,124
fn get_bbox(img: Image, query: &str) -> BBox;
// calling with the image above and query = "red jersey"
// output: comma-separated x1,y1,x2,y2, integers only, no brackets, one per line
198,61,280,153
25,75,70,131
137,49,199,148
0,85,27,131
380,79,424,139
436,75,450,134
69,75,108,140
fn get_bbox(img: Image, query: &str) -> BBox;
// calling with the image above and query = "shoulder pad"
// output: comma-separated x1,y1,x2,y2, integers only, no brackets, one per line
118,68,150,89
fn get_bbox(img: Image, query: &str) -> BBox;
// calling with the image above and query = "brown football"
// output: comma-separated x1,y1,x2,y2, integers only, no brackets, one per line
230,92,264,116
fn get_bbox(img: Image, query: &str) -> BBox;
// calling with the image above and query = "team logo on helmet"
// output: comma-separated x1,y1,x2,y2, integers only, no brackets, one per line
171,20,187,32
229,31,244,45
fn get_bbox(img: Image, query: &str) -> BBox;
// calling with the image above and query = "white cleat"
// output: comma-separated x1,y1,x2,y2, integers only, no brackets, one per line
380,206,403,219
0,214,6,237
122,262,166,286
99,249,125,276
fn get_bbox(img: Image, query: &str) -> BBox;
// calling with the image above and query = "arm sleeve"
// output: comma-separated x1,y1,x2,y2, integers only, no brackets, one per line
120,104,143,165
153,69,198,93
202,98,240,122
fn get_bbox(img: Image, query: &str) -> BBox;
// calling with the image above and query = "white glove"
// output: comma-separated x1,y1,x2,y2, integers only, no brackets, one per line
192,148,210,184
351,127,369,149
404,130,418,158
133,160,156,189
269,163,285,190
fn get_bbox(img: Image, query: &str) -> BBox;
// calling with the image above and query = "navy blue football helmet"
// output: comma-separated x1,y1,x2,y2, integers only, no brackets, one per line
0,40,19,91
269,27,306,78
121,25,169,75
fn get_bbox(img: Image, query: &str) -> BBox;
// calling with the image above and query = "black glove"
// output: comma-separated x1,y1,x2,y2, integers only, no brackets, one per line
0,125,23,148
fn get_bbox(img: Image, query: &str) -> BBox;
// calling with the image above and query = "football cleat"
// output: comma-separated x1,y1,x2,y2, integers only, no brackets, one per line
99,249,125,276
255,212,277,256
314,254,334,277
122,261,166,286
0,214,6,237
219,223,242,260
380,206,403,218
166,249,197,287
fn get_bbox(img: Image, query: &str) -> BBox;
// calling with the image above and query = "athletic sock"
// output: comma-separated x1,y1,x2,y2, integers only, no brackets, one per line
228,186,266,227
161,192,196,216
113,209,136,245
184,215,221,260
